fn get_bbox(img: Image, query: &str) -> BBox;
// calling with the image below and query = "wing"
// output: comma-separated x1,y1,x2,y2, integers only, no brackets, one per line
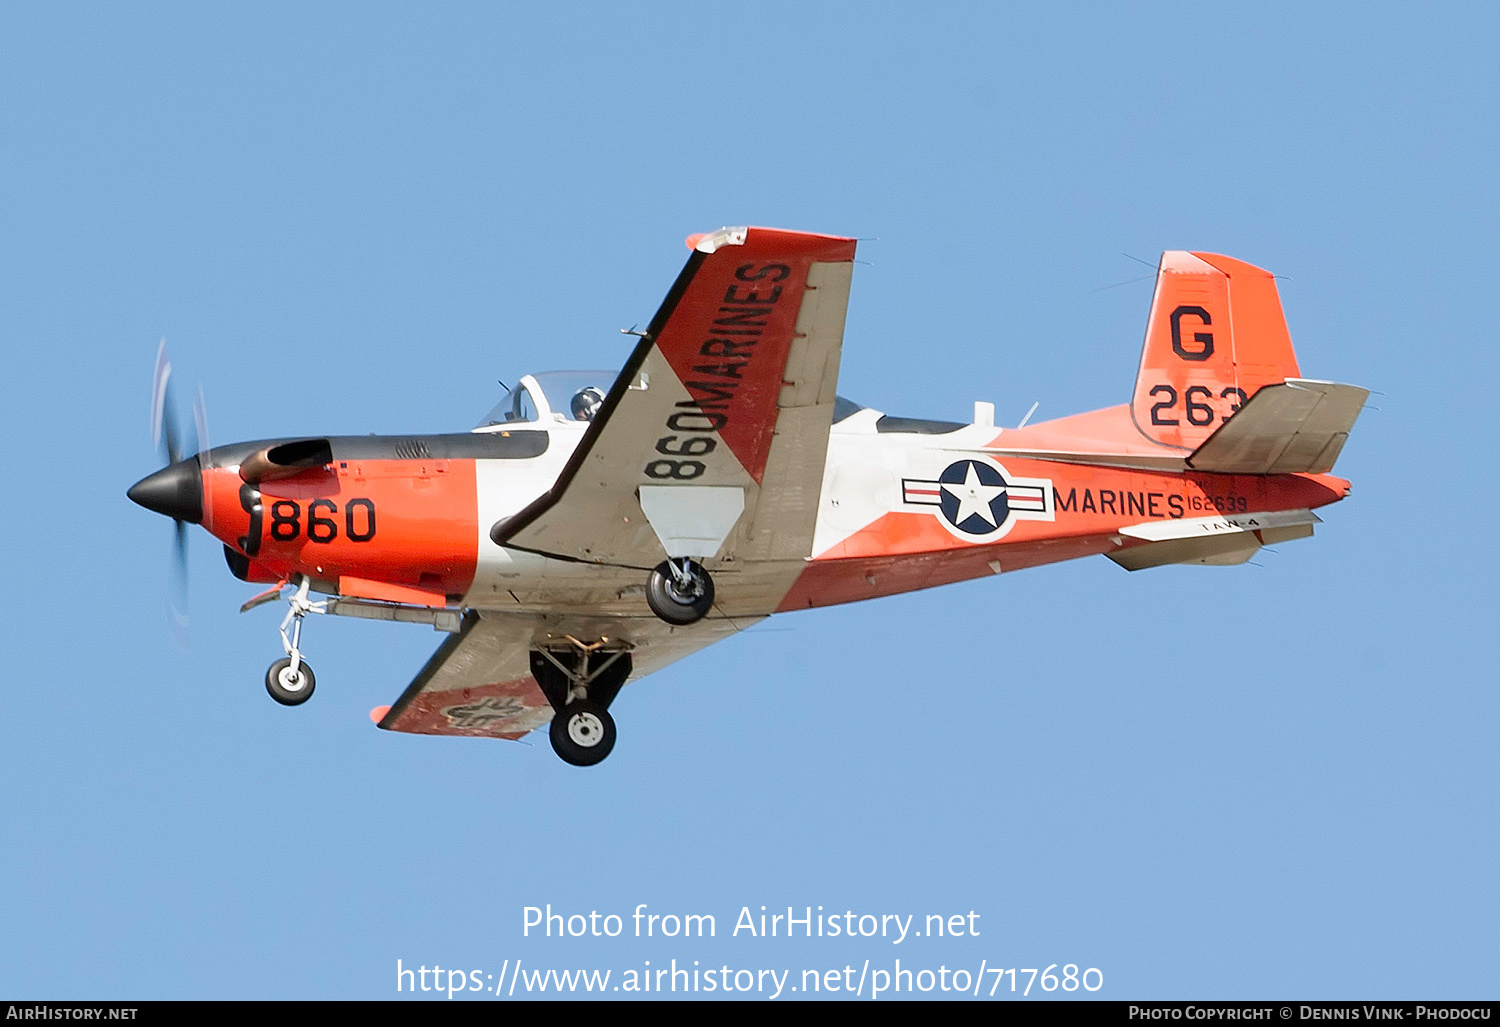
374,609,758,740
493,226,857,571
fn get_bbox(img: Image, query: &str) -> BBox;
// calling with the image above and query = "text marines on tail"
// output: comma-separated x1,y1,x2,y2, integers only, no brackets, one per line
129,228,1366,765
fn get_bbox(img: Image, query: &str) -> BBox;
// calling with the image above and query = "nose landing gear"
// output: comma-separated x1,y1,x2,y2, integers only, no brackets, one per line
262,576,325,706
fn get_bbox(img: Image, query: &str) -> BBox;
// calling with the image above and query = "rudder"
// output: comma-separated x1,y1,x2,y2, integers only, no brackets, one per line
1130,251,1301,451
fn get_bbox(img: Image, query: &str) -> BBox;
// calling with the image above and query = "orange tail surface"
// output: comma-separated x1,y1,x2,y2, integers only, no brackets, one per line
1131,252,1301,451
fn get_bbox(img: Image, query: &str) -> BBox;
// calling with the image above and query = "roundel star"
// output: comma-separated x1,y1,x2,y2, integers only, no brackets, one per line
938,460,1010,534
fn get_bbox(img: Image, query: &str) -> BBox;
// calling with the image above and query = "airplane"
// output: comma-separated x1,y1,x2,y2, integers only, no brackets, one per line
128,227,1367,766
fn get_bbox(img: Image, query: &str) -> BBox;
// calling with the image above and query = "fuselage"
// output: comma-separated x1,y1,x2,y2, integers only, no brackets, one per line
131,380,1349,620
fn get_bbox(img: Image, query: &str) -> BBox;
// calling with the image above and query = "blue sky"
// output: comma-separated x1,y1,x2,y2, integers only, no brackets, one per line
2,3,1496,1000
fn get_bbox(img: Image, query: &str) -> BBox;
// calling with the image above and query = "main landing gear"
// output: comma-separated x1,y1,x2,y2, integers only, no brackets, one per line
530,637,633,767
646,558,714,625
264,576,325,706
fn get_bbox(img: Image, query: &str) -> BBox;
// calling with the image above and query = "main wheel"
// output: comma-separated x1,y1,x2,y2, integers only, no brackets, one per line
266,657,316,706
646,559,714,625
549,701,616,766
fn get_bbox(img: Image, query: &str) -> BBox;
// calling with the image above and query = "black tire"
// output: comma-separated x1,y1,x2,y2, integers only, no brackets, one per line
549,701,616,766
266,657,316,706
646,560,714,625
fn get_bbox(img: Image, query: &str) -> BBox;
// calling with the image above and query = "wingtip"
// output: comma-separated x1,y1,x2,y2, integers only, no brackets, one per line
686,227,748,253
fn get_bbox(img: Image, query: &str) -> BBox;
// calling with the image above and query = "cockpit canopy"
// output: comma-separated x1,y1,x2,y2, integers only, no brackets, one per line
477,371,614,429
477,371,872,432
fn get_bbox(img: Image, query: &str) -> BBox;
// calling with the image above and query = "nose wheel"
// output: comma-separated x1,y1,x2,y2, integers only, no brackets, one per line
259,576,326,707
646,558,714,625
266,656,316,705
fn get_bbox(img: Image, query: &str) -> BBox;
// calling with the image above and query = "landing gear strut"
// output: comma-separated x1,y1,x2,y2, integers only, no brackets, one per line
265,576,324,706
646,558,714,625
531,637,633,766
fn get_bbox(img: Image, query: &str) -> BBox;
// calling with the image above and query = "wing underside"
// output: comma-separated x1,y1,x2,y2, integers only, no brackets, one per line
494,227,857,576
376,609,760,740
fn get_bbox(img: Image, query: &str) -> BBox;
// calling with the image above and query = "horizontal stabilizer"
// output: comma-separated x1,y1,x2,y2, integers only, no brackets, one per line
1109,509,1318,570
1117,507,1319,543
1108,532,1264,570
1186,379,1368,475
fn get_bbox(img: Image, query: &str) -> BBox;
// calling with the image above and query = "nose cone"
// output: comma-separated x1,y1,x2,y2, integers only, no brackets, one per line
128,457,203,523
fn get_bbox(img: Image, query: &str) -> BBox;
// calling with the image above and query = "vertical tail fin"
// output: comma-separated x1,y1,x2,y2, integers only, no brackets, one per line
1131,251,1301,451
